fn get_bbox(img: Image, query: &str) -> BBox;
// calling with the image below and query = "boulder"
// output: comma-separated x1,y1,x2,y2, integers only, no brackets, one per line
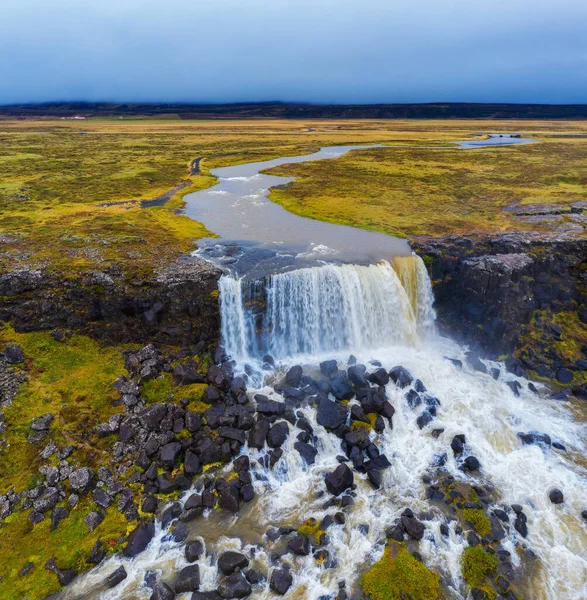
255,396,285,416
218,573,252,599
401,511,425,540
186,540,204,562
549,489,564,504
174,565,200,593
416,411,433,429
184,450,201,476
329,373,354,400
248,420,269,449
451,434,466,456
462,456,481,472
294,441,317,465
218,427,246,445
84,510,104,532
267,422,289,448
106,565,127,589
367,367,389,386
285,366,303,388
325,464,353,496
288,534,310,555
123,520,155,558
218,551,249,575
270,568,293,595
348,364,368,387
320,360,339,378
389,366,413,388
150,582,175,600
316,397,348,430
4,343,25,364
518,431,551,447
174,362,203,385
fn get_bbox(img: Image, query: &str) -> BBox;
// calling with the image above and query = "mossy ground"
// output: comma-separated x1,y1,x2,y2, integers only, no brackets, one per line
461,545,498,588
2,118,586,280
361,543,443,600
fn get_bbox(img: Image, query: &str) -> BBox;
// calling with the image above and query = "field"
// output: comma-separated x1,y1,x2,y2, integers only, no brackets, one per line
2,118,586,280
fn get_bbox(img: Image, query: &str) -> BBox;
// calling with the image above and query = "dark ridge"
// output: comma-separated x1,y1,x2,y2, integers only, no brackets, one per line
1,101,586,120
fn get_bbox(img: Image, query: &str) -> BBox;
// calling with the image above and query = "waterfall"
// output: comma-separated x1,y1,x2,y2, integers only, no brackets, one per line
219,256,435,362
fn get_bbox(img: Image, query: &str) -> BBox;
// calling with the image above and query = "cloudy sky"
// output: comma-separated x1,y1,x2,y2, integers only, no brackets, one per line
1,0,586,104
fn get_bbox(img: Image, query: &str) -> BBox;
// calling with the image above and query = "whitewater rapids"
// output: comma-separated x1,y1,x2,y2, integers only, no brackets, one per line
60,256,587,600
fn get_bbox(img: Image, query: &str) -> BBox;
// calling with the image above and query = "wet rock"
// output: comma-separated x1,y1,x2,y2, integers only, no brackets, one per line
451,434,466,456
175,565,200,593
368,367,389,386
330,373,354,400
218,486,240,512
106,565,127,589
267,421,289,448
150,582,175,600
255,396,285,416
514,511,528,537
69,467,94,495
197,438,221,464
270,568,293,595
186,540,204,562
389,366,413,388
444,357,463,369
490,367,501,380
218,426,246,445
416,411,433,429
320,360,339,378
285,365,303,388
347,364,368,387
288,534,311,555
549,489,564,504
218,573,252,599
218,551,249,575
462,456,481,472
4,343,25,364
160,502,182,528
192,593,221,600
246,569,262,585
294,441,317,465
507,381,521,396
556,367,574,384
404,389,421,409
368,469,382,488
401,510,425,540
123,520,155,557
317,397,348,430
44,557,77,586
325,464,354,496
517,431,551,447
467,354,487,374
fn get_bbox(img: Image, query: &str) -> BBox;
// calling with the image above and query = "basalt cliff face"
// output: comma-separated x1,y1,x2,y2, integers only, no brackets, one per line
413,233,587,385
0,256,222,349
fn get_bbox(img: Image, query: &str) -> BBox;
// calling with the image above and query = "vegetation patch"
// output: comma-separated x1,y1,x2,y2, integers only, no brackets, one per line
461,546,498,588
462,508,492,538
361,543,443,600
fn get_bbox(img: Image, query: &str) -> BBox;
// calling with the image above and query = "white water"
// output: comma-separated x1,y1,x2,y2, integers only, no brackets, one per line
60,256,587,600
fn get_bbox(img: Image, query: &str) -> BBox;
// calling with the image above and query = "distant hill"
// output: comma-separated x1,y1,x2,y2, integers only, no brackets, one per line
1,101,586,119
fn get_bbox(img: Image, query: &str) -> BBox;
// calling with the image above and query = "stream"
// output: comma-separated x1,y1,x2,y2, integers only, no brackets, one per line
57,134,586,600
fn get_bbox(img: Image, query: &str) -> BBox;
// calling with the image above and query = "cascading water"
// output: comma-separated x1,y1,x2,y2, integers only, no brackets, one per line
220,257,435,363
59,256,586,600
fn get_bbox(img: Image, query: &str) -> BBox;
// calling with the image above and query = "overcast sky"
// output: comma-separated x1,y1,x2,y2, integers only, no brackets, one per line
1,0,586,104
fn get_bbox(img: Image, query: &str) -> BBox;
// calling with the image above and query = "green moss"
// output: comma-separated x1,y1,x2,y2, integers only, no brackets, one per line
298,518,326,544
461,546,498,588
351,420,372,433
361,544,442,600
462,509,492,538
141,372,174,404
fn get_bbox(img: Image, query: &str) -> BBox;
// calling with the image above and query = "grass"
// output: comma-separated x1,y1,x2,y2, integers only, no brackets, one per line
361,543,443,600
266,134,587,239
461,546,498,588
462,508,492,538
2,118,586,280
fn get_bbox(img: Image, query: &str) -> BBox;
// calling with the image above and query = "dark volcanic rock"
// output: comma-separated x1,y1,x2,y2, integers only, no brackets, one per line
325,464,354,496
294,441,317,465
320,360,339,378
270,568,293,595
123,520,155,557
4,343,25,364
267,421,289,448
389,366,413,388
218,551,249,575
174,565,200,593
549,488,564,504
186,540,204,562
150,582,176,600
288,534,310,555
218,573,252,599
248,420,269,449
106,565,127,589
316,397,348,430
285,365,303,388
401,511,425,540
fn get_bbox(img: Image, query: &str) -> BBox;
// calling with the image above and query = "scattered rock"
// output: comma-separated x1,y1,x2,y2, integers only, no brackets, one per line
270,568,293,595
106,565,127,589
174,565,200,593
325,464,353,496
549,489,564,504
218,573,252,599
218,551,249,576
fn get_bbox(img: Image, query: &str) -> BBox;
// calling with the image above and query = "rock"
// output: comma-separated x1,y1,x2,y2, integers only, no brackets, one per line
549,489,564,504
462,456,481,472
294,441,317,465
218,551,249,575
192,593,221,600
186,540,204,562
517,431,551,447
4,343,25,364
218,573,252,599
184,450,201,476
255,396,285,416
33,487,60,512
367,367,390,386
288,534,310,555
218,487,240,512
174,565,200,593
285,365,303,388
316,397,348,430
467,355,487,374
330,373,354,400
174,362,203,385
514,511,528,537
347,364,368,387
416,411,433,429
93,489,113,509
270,568,293,595
89,540,106,564
556,367,574,384
389,366,413,388
248,420,269,448
218,427,246,445
267,422,289,448
444,357,463,369
507,381,521,396
368,469,382,488
106,565,127,589
197,438,220,464
123,520,155,558
142,496,158,514
50,506,68,530
31,413,54,431
451,434,466,455
185,412,202,432
84,510,104,531
69,468,94,495
401,511,425,540
325,464,353,496
320,360,339,378
150,582,175,600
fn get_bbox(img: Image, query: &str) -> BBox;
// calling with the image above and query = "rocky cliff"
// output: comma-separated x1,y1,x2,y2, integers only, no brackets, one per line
413,232,587,386
0,256,222,349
